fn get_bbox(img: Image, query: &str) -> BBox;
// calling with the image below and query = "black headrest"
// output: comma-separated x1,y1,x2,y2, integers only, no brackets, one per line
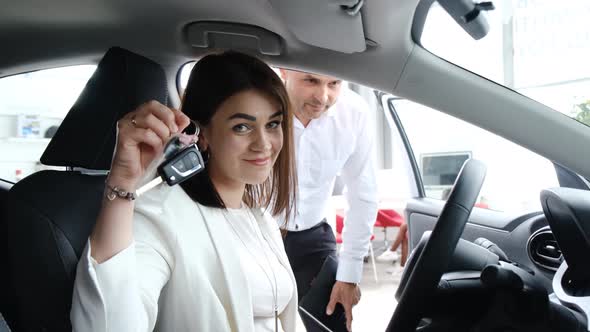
40,47,168,170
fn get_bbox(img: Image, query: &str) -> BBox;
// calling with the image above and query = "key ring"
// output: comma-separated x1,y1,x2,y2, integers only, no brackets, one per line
183,119,200,137
163,120,200,159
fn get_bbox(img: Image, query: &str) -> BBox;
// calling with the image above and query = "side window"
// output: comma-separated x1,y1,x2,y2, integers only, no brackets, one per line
392,99,559,213
0,65,96,182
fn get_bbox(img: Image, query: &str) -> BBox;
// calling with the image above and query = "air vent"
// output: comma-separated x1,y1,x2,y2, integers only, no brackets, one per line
527,226,563,271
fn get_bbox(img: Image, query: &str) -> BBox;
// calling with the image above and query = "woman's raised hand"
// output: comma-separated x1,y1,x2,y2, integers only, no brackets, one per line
109,100,191,189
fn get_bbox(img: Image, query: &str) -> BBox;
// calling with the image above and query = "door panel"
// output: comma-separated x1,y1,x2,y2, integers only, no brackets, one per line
406,197,555,288
377,93,564,292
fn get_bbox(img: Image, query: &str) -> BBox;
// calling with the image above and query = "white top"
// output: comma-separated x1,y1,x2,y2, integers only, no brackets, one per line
225,207,294,331
71,183,298,332
280,88,379,283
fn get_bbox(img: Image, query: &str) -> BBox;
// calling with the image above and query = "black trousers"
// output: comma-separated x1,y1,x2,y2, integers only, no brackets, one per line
284,221,347,331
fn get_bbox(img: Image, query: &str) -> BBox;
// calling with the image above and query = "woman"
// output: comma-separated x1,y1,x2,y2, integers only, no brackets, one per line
71,51,298,331
376,222,408,266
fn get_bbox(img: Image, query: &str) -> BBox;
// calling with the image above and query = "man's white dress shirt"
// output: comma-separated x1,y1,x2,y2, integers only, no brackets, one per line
282,87,378,283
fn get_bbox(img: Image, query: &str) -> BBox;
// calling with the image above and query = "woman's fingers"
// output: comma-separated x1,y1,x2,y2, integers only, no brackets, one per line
133,102,193,138
171,107,191,132
113,100,195,176
119,128,163,172
111,126,164,184
118,125,164,152
146,101,179,134
128,101,179,137
131,112,172,143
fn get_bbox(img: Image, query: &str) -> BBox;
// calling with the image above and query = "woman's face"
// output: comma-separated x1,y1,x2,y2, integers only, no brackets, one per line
200,89,284,188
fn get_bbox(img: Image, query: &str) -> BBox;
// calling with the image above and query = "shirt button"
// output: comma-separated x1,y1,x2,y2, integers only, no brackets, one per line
295,224,299,230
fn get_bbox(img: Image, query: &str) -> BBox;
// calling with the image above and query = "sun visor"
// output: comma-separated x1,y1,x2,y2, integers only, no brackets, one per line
268,0,367,53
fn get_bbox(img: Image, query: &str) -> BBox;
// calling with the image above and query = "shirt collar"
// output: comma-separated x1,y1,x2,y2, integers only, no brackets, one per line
293,104,337,129
326,104,338,117
293,116,305,129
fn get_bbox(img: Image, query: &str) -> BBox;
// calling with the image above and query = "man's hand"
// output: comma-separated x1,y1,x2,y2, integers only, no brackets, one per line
326,281,361,331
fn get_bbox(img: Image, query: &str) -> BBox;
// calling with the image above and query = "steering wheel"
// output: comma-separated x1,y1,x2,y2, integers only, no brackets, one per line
386,159,487,331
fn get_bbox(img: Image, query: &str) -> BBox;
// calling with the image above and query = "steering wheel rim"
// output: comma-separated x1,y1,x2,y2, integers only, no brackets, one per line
386,159,487,332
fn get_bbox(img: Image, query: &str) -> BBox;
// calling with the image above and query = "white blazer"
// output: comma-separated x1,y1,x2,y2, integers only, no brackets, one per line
70,183,298,332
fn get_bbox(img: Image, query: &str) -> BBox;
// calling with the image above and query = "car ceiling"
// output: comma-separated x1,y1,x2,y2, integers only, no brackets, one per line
2,0,590,180
0,0,416,92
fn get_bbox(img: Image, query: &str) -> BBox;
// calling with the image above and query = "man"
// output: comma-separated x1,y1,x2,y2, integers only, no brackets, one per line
280,69,378,331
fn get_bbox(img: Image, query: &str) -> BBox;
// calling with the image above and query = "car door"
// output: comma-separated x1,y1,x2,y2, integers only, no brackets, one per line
377,93,571,288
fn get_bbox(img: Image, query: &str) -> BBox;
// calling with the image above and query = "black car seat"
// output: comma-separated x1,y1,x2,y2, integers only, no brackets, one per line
0,46,169,332
0,180,14,331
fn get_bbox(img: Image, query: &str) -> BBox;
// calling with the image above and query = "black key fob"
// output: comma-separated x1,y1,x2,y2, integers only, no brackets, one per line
157,143,205,186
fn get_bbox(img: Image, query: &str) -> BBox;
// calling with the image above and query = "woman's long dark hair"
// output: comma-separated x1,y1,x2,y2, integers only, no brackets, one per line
180,51,296,221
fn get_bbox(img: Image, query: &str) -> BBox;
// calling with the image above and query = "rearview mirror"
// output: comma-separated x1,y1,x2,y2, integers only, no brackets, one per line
436,0,495,40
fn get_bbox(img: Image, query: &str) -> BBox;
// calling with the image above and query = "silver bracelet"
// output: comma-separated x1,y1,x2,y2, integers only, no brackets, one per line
105,184,136,201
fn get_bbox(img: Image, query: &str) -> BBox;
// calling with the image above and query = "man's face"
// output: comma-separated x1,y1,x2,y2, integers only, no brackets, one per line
280,70,342,125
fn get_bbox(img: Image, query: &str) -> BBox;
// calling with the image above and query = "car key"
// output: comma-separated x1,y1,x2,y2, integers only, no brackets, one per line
136,121,204,197
158,143,205,186
136,143,205,196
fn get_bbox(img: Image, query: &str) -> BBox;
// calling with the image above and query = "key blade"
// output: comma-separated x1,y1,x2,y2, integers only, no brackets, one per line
136,176,163,197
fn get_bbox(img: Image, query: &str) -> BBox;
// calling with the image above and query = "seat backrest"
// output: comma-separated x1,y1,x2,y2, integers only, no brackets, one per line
0,47,168,332
0,181,16,331
2,172,106,332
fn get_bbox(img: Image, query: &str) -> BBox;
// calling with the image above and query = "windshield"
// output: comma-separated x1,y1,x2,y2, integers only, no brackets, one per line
420,0,590,128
